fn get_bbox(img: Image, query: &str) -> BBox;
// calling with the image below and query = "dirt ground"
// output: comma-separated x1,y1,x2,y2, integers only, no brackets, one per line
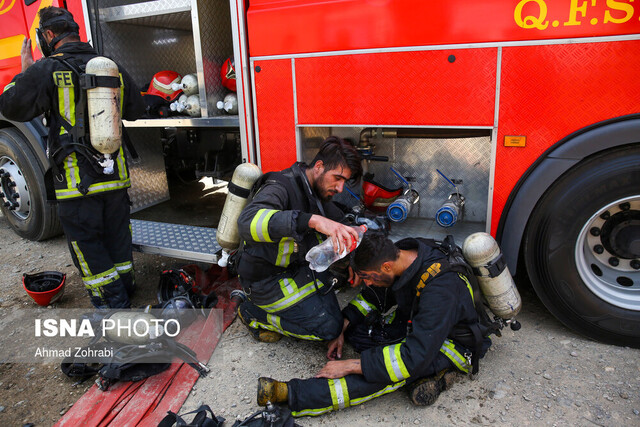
0,179,639,426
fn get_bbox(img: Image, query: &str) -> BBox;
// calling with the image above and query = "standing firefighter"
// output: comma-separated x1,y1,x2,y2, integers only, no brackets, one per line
0,7,145,308
257,232,494,416
235,136,362,342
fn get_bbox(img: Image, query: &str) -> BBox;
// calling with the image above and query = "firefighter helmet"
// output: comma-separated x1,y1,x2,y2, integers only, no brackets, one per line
23,271,66,306
362,173,403,212
221,57,236,92
146,70,183,101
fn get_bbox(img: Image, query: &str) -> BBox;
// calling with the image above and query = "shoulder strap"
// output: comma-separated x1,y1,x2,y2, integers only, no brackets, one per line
49,55,87,143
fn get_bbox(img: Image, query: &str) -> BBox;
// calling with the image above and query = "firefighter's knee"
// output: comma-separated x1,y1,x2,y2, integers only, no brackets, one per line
319,312,344,341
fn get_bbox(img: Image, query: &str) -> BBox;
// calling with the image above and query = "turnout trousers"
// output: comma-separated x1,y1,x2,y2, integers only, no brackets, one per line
287,353,454,417
57,189,135,308
238,266,343,341
286,321,469,417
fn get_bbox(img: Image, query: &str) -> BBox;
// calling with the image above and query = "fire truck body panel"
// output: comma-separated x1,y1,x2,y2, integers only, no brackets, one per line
246,0,640,56
1,0,639,345
246,1,640,346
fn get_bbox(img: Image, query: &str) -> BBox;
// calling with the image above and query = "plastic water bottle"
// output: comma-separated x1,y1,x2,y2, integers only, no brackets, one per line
306,225,367,272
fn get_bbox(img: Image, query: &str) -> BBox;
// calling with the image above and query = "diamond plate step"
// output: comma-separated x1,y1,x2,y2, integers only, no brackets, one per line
131,219,221,263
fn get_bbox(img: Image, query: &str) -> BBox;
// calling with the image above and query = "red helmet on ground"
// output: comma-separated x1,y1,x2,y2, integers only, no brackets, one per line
221,58,236,92
23,271,66,306
146,70,183,101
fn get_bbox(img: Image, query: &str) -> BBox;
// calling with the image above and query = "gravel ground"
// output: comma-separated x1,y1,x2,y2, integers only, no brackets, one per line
0,178,639,426
181,284,640,427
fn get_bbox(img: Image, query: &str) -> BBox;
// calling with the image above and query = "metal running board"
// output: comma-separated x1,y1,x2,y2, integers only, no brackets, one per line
131,219,221,263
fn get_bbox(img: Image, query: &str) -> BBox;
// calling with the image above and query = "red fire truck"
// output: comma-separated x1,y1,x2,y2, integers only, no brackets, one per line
1,0,639,346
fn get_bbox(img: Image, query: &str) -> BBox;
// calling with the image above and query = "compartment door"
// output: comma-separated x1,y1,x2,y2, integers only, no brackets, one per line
252,58,297,172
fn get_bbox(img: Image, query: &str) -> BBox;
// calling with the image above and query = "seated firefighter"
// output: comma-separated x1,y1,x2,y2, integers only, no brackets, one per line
256,232,494,416
235,136,363,342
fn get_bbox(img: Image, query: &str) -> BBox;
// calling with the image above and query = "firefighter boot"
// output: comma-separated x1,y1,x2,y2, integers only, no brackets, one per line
257,377,288,406
407,369,458,406
236,305,283,343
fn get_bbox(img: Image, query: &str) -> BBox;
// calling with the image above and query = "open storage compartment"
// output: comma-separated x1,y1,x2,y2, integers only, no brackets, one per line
95,0,238,127
298,126,492,243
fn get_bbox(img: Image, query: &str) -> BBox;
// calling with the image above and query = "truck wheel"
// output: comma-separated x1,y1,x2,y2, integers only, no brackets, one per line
0,128,61,241
524,145,640,347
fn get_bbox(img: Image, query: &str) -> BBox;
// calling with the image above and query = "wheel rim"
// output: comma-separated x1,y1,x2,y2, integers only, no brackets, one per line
575,196,640,311
0,155,32,221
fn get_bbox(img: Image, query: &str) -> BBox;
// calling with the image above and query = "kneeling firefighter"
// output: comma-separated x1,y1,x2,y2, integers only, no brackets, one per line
256,231,521,417
0,6,145,308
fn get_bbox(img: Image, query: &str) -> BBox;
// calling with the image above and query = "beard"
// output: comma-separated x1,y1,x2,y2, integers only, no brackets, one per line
312,173,336,201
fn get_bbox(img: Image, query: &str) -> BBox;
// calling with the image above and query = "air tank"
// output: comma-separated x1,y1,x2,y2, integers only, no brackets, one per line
85,56,121,155
216,93,238,115
216,163,262,266
462,232,522,320
172,73,198,96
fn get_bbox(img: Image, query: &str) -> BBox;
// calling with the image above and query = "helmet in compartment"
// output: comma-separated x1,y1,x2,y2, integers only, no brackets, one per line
145,70,183,101
220,57,236,92
142,70,183,117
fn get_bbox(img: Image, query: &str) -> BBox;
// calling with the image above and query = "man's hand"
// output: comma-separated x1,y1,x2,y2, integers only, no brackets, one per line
315,359,362,379
327,318,350,360
308,215,359,254
21,37,35,72
348,266,362,287
326,334,344,360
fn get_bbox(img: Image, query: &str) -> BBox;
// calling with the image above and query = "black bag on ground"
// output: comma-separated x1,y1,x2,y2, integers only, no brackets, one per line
158,404,225,427
61,337,208,391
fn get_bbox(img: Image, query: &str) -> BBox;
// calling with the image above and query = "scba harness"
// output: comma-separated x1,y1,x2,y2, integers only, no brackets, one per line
408,235,503,376
48,53,138,195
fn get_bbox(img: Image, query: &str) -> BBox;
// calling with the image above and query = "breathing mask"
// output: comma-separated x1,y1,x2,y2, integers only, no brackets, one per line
36,10,80,57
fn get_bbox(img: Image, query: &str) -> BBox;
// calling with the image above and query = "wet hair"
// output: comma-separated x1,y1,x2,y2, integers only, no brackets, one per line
350,232,399,273
310,136,363,184
39,7,80,36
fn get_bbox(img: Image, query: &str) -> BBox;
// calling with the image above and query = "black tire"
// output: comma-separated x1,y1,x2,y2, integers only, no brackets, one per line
0,128,62,240
524,144,640,348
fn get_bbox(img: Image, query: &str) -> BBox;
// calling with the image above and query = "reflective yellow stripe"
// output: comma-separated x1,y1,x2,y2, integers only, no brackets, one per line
328,379,339,410
71,241,91,276
291,406,333,417
3,81,15,93
116,147,128,181
459,273,474,304
393,343,410,379
292,380,405,417
439,339,470,373
63,153,81,194
257,279,321,313
339,378,350,409
247,318,323,341
383,310,396,325
82,267,119,287
82,267,119,297
275,237,295,267
250,209,277,242
350,380,405,406
55,178,131,199
280,277,297,296
114,261,133,274
57,86,75,133
383,343,410,382
349,294,377,316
